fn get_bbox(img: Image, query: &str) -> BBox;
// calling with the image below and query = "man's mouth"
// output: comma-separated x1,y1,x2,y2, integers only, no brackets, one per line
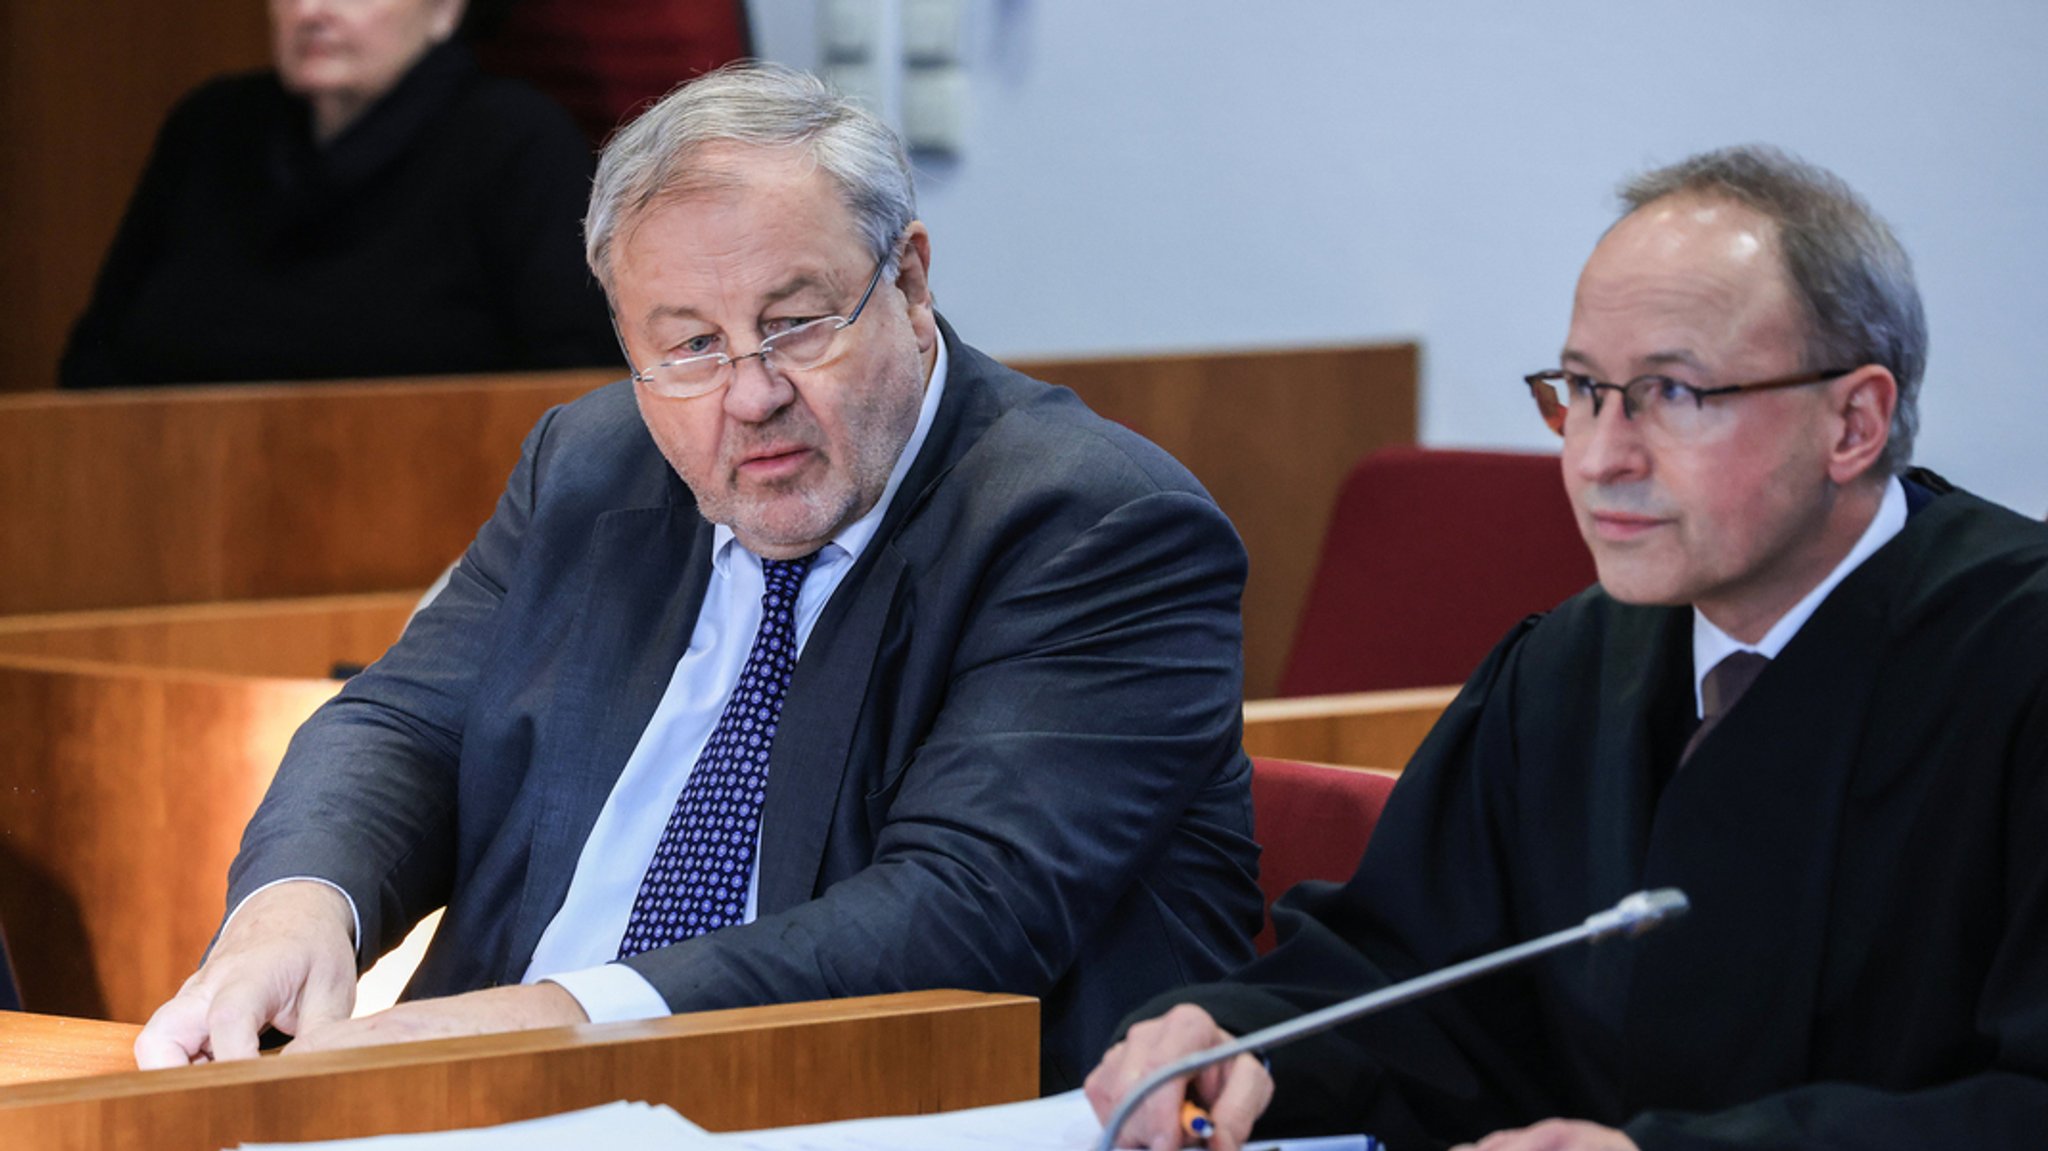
1586,509,1670,541
735,445,814,480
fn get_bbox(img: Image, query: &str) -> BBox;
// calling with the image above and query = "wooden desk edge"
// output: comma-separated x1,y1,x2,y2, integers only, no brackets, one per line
1241,685,1461,723
0,990,1036,1105
1240,686,1461,773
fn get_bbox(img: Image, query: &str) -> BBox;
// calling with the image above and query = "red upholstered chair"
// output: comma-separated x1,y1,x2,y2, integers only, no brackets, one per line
1279,445,1597,696
468,0,752,145
1250,757,1398,954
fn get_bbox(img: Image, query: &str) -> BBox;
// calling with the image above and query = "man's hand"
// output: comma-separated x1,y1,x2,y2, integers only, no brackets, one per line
283,982,589,1054
134,881,359,1069
1451,1119,1640,1151
1084,1004,1273,1151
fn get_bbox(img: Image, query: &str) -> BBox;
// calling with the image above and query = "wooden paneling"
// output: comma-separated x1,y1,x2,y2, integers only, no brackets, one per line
0,0,272,393
0,370,611,615
0,351,1414,697
0,990,1038,1149
0,594,416,678
1241,686,1458,772
0,657,339,1022
1018,344,1417,697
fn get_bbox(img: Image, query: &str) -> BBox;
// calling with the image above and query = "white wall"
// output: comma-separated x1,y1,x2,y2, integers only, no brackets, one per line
749,1,2048,516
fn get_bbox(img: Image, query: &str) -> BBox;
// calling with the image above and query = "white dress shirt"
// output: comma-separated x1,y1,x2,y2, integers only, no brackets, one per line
1690,476,1908,716
525,340,949,1020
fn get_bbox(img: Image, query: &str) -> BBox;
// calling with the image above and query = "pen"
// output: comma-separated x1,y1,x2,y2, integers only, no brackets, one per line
1180,1099,1216,1143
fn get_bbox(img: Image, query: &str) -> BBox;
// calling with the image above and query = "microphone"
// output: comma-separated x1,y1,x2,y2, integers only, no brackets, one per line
1094,888,1690,1151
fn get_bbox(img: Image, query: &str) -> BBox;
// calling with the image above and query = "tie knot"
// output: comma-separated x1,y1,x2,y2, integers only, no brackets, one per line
760,552,819,607
1702,650,1770,722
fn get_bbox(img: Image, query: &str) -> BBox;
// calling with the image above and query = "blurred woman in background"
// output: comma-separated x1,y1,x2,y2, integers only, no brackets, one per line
62,0,617,389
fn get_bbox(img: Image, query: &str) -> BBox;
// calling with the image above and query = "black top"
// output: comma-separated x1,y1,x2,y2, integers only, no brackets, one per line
61,41,618,389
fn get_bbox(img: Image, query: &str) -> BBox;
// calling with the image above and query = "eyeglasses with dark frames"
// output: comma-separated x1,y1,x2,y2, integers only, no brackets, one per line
1523,366,1858,439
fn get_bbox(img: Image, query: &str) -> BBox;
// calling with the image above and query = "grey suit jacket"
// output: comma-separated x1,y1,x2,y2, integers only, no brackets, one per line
227,321,1262,1087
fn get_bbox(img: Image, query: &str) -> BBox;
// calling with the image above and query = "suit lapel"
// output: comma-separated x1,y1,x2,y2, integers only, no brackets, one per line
505,501,714,973
756,545,908,913
753,318,1001,913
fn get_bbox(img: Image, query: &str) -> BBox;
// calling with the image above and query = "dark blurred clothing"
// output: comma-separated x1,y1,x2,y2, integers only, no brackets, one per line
62,40,617,390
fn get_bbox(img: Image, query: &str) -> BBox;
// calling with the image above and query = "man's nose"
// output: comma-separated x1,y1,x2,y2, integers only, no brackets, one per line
1568,394,1651,484
722,352,796,423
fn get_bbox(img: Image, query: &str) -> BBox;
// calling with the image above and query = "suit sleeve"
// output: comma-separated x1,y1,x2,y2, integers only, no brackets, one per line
620,483,1248,1022
222,405,559,962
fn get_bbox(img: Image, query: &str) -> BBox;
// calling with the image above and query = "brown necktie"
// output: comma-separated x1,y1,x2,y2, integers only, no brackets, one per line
1680,650,1770,767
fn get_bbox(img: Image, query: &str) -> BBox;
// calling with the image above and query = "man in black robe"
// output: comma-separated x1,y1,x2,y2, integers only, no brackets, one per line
1088,145,2048,1150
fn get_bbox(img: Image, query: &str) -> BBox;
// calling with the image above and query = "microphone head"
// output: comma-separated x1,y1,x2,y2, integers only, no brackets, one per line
1584,888,1690,939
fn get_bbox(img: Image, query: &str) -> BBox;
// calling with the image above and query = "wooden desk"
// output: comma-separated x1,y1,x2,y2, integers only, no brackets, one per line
0,990,1037,1149
1242,686,1459,772
0,655,340,1022
0,593,416,679
0,1014,138,1088
0,371,613,617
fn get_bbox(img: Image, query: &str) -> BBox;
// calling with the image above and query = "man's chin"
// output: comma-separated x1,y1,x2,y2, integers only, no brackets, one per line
726,496,853,559
1589,555,1695,607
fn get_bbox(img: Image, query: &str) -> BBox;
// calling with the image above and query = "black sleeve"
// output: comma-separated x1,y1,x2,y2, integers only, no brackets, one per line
1119,616,1558,1147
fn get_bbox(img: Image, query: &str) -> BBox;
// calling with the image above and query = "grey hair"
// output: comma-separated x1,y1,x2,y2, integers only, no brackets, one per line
584,62,915,297
1619,145,1927,474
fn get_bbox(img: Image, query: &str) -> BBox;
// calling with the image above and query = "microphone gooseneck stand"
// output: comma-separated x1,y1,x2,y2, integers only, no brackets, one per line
1094,888,1692,1151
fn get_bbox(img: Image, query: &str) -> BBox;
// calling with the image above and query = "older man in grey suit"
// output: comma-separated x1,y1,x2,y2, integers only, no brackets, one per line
137,63,1260,1090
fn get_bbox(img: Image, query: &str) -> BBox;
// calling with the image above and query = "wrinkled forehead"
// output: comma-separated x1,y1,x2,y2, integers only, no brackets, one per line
613,143,861,268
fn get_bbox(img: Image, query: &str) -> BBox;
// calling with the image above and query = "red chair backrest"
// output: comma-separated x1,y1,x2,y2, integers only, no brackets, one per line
1250,757,1398,954
1280,445,1596,696
471,0,752,145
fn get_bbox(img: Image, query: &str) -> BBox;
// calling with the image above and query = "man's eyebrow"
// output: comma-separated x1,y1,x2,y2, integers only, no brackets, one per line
1639,349,1706,372
1557,348,1706,375
761,273,834,307
637,274,839,328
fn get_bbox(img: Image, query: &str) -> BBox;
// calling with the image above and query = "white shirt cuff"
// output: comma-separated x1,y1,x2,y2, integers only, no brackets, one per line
540,964,673,1024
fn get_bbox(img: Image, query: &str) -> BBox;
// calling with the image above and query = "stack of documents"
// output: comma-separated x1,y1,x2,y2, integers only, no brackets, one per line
233,1101,707,1149
230,1090,1377,1150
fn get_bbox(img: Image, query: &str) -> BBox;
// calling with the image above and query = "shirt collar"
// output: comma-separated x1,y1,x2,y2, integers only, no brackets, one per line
712,335,950,574
1691,475,1908,714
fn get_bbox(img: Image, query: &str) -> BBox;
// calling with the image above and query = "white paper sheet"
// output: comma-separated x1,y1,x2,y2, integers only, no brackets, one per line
708,1090,1378,1151
229,1100,711,1150
228,1090,1377,1151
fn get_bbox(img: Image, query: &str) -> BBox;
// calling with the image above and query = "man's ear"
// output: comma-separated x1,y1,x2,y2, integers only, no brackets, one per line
1825,365,1897,485
895,222,938,352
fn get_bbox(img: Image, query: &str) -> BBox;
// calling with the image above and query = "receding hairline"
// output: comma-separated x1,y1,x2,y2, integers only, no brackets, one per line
607,141,865,282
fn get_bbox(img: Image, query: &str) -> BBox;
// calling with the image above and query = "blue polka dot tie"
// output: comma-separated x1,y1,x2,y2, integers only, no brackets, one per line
617,551,817,958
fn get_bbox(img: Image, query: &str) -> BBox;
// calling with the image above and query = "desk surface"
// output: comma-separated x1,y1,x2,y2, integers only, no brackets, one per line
0,1013,139,1086
0,991,1037,1149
